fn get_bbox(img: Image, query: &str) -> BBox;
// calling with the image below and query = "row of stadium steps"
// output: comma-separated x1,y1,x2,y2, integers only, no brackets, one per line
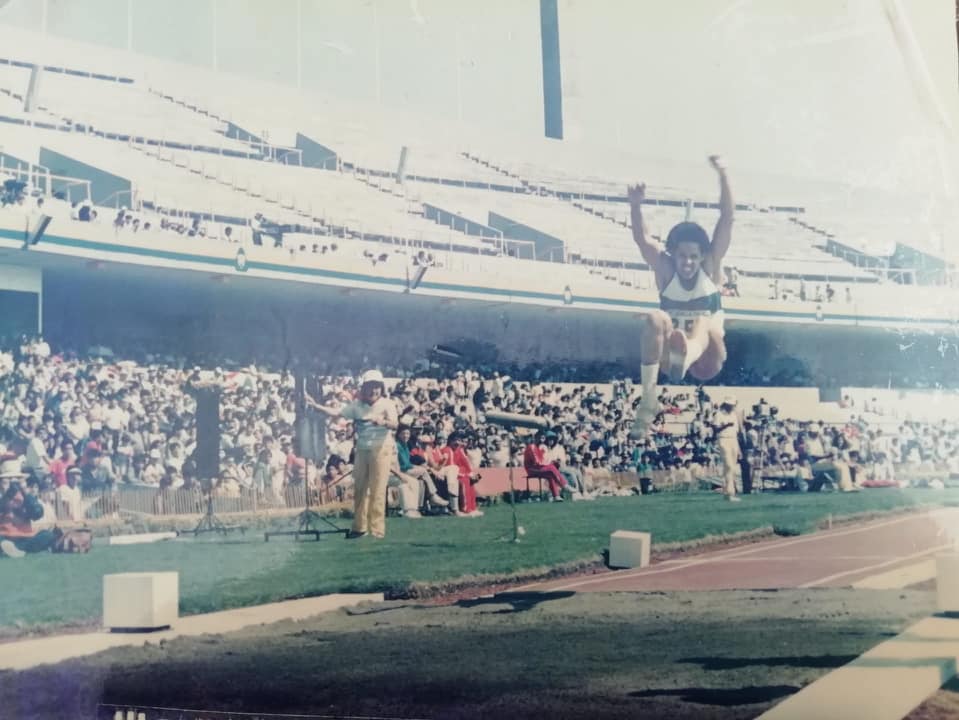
147,88,305,167
126,141,323,232
402,175,866,288
1,114,487,255
0,122,306,224
0,60,255,156
791,213,959,288
0,55,134,85
138,84,529,252
461,150,528,186
461,148,670,264
140,146,491,250
146,74,523,192
458,148,876,285
457,141,898,286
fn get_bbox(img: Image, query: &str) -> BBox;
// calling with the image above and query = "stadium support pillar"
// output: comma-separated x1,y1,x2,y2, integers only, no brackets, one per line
540,0,564,139
397,146,409,184
24,64,42,113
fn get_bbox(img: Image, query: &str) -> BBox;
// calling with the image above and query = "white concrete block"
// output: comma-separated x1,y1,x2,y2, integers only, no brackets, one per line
103,572,179,631
609,530,651,569
936,553,959,613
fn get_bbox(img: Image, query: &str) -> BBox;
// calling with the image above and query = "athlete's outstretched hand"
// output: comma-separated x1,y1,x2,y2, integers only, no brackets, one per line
627,182,646,206
708,155,726,173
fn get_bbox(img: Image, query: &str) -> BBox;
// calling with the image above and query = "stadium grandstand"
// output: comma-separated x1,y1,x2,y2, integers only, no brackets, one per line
0,17,955,518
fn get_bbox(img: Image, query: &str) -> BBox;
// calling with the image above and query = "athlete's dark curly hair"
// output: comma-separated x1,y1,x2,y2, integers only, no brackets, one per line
665,222,710,256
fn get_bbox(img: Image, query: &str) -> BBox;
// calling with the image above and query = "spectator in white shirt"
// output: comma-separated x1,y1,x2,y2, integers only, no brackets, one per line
142,450,165,486
24,427,52,481
56,468,84,521
544,433,586,494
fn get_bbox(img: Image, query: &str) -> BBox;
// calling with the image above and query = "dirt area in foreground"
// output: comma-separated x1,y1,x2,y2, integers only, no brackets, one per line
1,588,936,720
905,677,959,720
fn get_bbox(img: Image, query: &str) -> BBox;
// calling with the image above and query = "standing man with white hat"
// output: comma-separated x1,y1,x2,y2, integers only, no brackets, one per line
712,397,743,502
306,370,398,539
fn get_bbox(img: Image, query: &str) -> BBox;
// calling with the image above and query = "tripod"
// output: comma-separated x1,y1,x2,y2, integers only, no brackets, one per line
193,489,237,536
482,413,548,544
264,462,349,541
505,433,522,543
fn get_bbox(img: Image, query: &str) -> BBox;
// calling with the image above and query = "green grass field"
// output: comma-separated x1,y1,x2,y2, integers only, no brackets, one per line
2,489,956,635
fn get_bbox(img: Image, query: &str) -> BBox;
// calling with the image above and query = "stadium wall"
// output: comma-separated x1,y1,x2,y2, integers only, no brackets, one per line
2,212,957,332
2,210,957,388
0,262,41,337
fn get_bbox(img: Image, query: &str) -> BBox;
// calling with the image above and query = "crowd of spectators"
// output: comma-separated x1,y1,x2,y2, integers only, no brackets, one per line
731,399,959,493
1,334,957,546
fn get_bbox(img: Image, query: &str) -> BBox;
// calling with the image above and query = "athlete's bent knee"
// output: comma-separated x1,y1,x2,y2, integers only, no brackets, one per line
643,310,671,337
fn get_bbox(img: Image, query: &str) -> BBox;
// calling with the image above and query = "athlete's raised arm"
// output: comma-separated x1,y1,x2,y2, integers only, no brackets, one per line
628,182,665,271
708,155,733,266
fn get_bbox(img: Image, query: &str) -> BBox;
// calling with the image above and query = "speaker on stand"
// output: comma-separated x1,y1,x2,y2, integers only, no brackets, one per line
265,372,348,541
191,386,236,536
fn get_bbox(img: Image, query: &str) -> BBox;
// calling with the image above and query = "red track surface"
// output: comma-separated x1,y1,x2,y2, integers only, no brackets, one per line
521,508,959,593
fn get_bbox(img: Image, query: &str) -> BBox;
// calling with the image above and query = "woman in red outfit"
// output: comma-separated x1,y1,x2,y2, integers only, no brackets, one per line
523,431,567,500
442,433,483,517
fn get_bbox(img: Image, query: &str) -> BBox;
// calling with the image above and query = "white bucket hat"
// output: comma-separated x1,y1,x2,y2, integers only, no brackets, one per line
0,458,28,479
360,369,384,385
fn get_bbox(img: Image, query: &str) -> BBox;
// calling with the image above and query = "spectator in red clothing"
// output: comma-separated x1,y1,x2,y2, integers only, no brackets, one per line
47,441,78,488
523,431,568,500
414,432,463,515
282,436,306,484
79,429,104,471
440,432,483,517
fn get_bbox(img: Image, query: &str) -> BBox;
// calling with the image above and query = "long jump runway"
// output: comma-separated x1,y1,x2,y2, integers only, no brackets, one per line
522,508,959,593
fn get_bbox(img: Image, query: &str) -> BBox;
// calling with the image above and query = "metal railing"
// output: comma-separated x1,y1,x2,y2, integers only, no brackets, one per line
60,483,328,523
0,155,94,204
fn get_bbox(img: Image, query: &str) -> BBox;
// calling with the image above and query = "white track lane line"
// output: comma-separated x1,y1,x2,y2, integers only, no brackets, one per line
798,544,952,588
852,558,938,590
518,508,957,593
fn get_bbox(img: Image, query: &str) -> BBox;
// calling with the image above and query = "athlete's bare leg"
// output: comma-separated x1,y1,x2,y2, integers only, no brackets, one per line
688,327,728,382
631,310,671,439
666,317,712,382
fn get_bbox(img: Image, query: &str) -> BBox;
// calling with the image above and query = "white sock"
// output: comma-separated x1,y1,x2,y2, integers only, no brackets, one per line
640,363,659,405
